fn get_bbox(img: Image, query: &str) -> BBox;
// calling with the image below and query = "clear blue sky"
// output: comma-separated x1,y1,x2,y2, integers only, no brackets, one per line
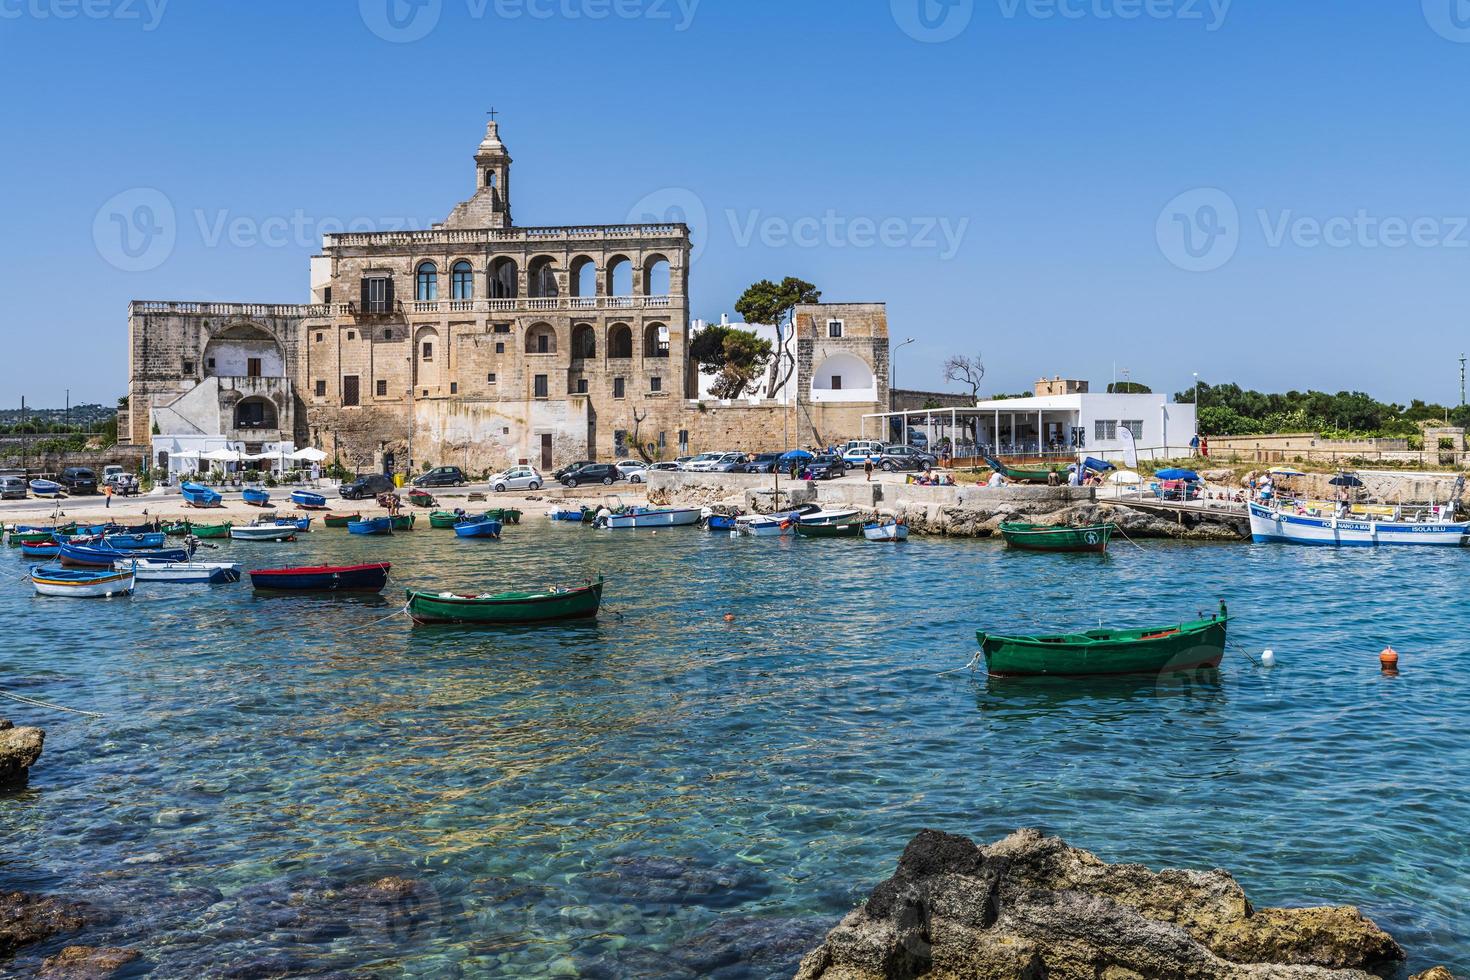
3,0,1469,407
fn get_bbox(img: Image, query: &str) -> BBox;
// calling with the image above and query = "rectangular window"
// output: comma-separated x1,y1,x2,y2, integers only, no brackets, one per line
495,342,505,354
347,331,356,341
678,430,689,454
827,319,845,338
576,379,588,394
204,358,214,370
314,379,326,397
384,329,393,340
315,333,324,342
375,379,388,397
487,372,497,383
1123,419,1144,440
534,374,549,399
1095,419,1117,441
342,375,360,407
323,286,331,304
493,323,511,333
363,276,391,313
422,341,433,361
182,361,195,374
536,333,550,354
450,382,458,394
650,376,662,392
247,357,262,378
830,375,842,390
658,431,666,449
613,377,626,399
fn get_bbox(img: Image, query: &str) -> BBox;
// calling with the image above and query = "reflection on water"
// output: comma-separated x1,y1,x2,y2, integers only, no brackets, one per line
0,526,1466,976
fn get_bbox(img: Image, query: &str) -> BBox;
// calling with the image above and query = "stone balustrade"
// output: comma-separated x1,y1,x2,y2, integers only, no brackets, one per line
322,223,687,249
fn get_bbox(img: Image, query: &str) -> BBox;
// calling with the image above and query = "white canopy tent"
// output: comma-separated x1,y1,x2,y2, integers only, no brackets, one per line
290,447,328,462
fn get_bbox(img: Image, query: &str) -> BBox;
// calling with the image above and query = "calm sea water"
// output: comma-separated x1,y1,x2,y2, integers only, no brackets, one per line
0,522,1465,977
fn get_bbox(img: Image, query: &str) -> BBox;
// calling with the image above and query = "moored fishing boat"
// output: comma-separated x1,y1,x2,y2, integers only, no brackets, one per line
189,522,233,539
8,529,58,547
999,521,1113,553
977,602,1229,678
429,510,463,529
274,516,313,532
60,540,193,568
347,516,394,536
406,576,603,625
798,509,861,526
702,511,739,532
163,521,192,536
31,564,135,598
390,514,416,531
982,455,1069,484
863,518,909,542
118,559,242,584
547,506,589,523
181,482,223,507
734,513,799,537
488,508,522,525
229,523,298,542
290,490,329,510
29,479,65,498
453,517,502,539
249,562,391,592
603,506,702,529
795,519,863,538
243,487,271,506
105,532,166,550
20,541,61,559
323,512,360,528
1247,501,1470,547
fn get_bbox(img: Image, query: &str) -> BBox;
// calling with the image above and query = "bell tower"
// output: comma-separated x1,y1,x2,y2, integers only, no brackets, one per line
444,116,513,230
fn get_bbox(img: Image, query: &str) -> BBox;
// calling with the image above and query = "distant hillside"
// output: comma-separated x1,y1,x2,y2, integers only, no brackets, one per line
0,403,116,430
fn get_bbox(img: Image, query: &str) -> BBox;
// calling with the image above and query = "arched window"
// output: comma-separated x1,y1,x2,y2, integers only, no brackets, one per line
570,256,597,298
644,323,668,358
607,256,633,297
608,323,633,359
415,262,438,301
489,258,518,299
571,323,596,359
450,261,474,300
525,323,557,354
528,257,559,298
643,255,671,296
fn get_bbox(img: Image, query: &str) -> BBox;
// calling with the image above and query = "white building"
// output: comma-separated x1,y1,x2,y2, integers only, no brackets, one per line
688,314,793,405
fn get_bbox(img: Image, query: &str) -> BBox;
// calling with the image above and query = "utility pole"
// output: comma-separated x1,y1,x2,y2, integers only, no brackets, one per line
66,388,70,430
1460,354,1466,407
20,396,27,472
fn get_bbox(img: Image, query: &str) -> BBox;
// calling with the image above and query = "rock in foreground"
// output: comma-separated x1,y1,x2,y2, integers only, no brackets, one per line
0,719,45,788
794,828,1445,979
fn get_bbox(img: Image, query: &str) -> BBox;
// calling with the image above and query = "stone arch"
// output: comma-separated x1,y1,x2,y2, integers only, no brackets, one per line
450,259,474,300
489,257,519,299
414,325,442,388
204,322,284,378
811,353,875,399
608,323,633,359
525,322,557,354
234,396,278,431
643,254,671,296
571,323,596,360
528,256,559,298
415,260,439,301
606,255,633,297
570,256,597,298
643,322,668,358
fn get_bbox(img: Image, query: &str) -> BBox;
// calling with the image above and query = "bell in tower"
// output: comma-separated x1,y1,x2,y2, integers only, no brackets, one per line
444,115,513,230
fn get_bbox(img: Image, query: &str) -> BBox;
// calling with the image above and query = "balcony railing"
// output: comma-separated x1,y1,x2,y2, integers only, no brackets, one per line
322,223,688,249
401,296,677,316
130,300,354,318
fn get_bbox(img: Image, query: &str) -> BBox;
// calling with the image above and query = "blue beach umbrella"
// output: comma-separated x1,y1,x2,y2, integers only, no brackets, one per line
1155,468,1201,482
778,450,814,463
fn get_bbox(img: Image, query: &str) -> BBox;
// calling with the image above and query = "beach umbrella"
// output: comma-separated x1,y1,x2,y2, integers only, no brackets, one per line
1155,468,1200,482
290,447,328,462
777,450,814,462
200,448,241,463
1268,467,1304,477
1329,473,1364,488
1107,470,1142,484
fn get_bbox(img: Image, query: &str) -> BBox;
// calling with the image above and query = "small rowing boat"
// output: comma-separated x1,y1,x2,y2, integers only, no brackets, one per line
105,532,166,550
390,514,416,531
249,562,391,592
323,512,360,528
453,518,502,539
429,510,463,529
118,559,242,584
407,489,436,507
242,487,271,506
603,507,701,530
20,541,61,559
28,479,65,498
274,516,313,532
189,522,233,539
347,516,393,536
229,524,297,542
863,518,909,542
487,508,522,524
795,519,863,538
999,522,1114,553
290,490,329,510
798,509,861,526
32,565,135,598
977,603,1229,678
983,455,1069,484
181,482,223,507
406,576,603,625
60,540,193,568
734,513,799,537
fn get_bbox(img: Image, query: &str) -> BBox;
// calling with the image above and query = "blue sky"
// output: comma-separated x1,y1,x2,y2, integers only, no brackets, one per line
3,0,1470,406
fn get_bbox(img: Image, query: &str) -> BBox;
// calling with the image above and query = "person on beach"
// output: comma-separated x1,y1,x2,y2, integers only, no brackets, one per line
864,457,874,482
104,483,113,509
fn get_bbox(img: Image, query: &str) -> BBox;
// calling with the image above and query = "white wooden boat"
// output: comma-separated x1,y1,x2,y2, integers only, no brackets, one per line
863,519,910,542
603,507,702,530
115,559,243,583
31,565,135,597
734,514,797,537
229,523,298,542
799,509,861,526
1248,501,1470,547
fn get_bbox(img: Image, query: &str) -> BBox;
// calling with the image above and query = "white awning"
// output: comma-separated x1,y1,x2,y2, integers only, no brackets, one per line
200,448,241,462
289,447,328,462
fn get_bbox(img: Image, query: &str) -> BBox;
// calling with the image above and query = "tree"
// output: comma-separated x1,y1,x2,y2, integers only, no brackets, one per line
1107,381,1152,394
734,277,821,398
690,324,774,399
942,353,985,401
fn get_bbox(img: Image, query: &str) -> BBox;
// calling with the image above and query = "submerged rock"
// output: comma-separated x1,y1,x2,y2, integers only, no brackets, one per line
0,890,86,957
794,828,1424,979
0,719,45,788
39,944,140,978
674,914,835,978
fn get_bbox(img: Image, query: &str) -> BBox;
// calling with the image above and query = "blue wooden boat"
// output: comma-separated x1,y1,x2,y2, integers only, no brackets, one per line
453,518,503,539
249,562,391,592
181,482,223,508
29,479,64,498
290,490,329,510
346,516,394,536
20,541,60,559
274,516,313,531
60,540,192,568
704,514,738,531
105,532,166,550
547,506,589,522
31,565,134,598
243,487,271,506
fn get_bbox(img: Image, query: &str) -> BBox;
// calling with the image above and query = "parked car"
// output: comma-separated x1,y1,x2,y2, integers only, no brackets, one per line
339,473,398,499
840,446,884,468
103,472,141,495
735,452,785,474
0,475,26,500
879,445,938,471
560,463,620,488
683,452,730,473
59,467,98,494
674,456,696,469
615,460,649,484
413,466,468,488
805,455,848,480
102,465,125,483
553,460,596,482
707,452,748,473
488,465,543,492
648,461,683,473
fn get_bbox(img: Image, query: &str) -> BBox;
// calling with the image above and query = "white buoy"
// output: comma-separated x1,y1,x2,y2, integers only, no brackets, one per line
1261,649,1276,667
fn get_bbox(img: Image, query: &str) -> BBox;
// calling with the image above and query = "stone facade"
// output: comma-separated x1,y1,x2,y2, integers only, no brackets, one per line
126,124,891,473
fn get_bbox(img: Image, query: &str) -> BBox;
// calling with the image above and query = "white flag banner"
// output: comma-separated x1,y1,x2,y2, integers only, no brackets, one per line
1118,424,1139,469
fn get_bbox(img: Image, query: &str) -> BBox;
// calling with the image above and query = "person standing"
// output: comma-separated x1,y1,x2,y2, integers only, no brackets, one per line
310,461,321,484
864,456,874,482
103,482,113,509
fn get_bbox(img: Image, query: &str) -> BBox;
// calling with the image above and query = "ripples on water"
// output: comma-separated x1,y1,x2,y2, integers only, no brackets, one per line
1,525,1466,976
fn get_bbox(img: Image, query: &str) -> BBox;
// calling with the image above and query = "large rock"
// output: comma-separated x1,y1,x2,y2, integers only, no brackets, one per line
39,945,140,978
0,891,86,957
794,828,1423,980
0,719,44,788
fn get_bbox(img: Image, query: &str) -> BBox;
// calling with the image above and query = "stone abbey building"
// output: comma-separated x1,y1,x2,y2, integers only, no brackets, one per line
125,122,889,475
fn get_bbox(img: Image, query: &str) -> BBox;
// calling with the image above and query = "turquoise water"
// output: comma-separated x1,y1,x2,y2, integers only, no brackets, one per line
0,523,1466,977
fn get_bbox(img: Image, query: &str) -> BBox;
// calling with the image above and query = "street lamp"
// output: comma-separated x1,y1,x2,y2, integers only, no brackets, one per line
1193,372,1203,449
891,338,916,391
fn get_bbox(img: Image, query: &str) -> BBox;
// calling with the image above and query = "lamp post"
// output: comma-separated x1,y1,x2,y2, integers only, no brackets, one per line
891,338,915,392
1193,372,1204,452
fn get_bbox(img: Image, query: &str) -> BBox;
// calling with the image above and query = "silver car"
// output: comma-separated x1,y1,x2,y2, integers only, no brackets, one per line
488,465,544,492
0,475,25,500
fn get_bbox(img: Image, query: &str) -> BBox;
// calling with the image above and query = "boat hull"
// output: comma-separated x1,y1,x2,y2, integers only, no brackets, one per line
863,521,910,542
390,514,416,531
604,508,701,529
181,482,223,507
347,518,394,536
1000,522,1113,553
29,480,65,498
229,526,298,542
250,562,391,592
795,521,863,538
119,560,242,584
275,517,313,531
453,519,503,538
407,579,603,625
978,610,1227,678
105,532,166,550
243,489,271,506
32,566,135,597
1247,502,1469,547
290,491,329,510
323,512,360,528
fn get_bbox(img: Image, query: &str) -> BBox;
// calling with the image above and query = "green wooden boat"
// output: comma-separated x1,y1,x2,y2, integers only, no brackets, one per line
407,576,604,625
984,455,1068,484
429,511,461,529
8,529,57,546
189,522,233,539
484,507,523,524
794,520,864,538
324,512,360,528
390,514,417,531
163,522,193,536
977,603,1228,678
1000,521,1114,553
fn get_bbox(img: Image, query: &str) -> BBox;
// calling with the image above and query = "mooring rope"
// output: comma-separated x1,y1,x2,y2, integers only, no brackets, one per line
1110,521,1148,552
937,650,983,677
0,687,104,718
336,602,412,635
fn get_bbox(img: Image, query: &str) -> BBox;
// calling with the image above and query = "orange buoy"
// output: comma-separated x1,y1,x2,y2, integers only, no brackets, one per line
1379,646,1399,671
723,613,735,623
